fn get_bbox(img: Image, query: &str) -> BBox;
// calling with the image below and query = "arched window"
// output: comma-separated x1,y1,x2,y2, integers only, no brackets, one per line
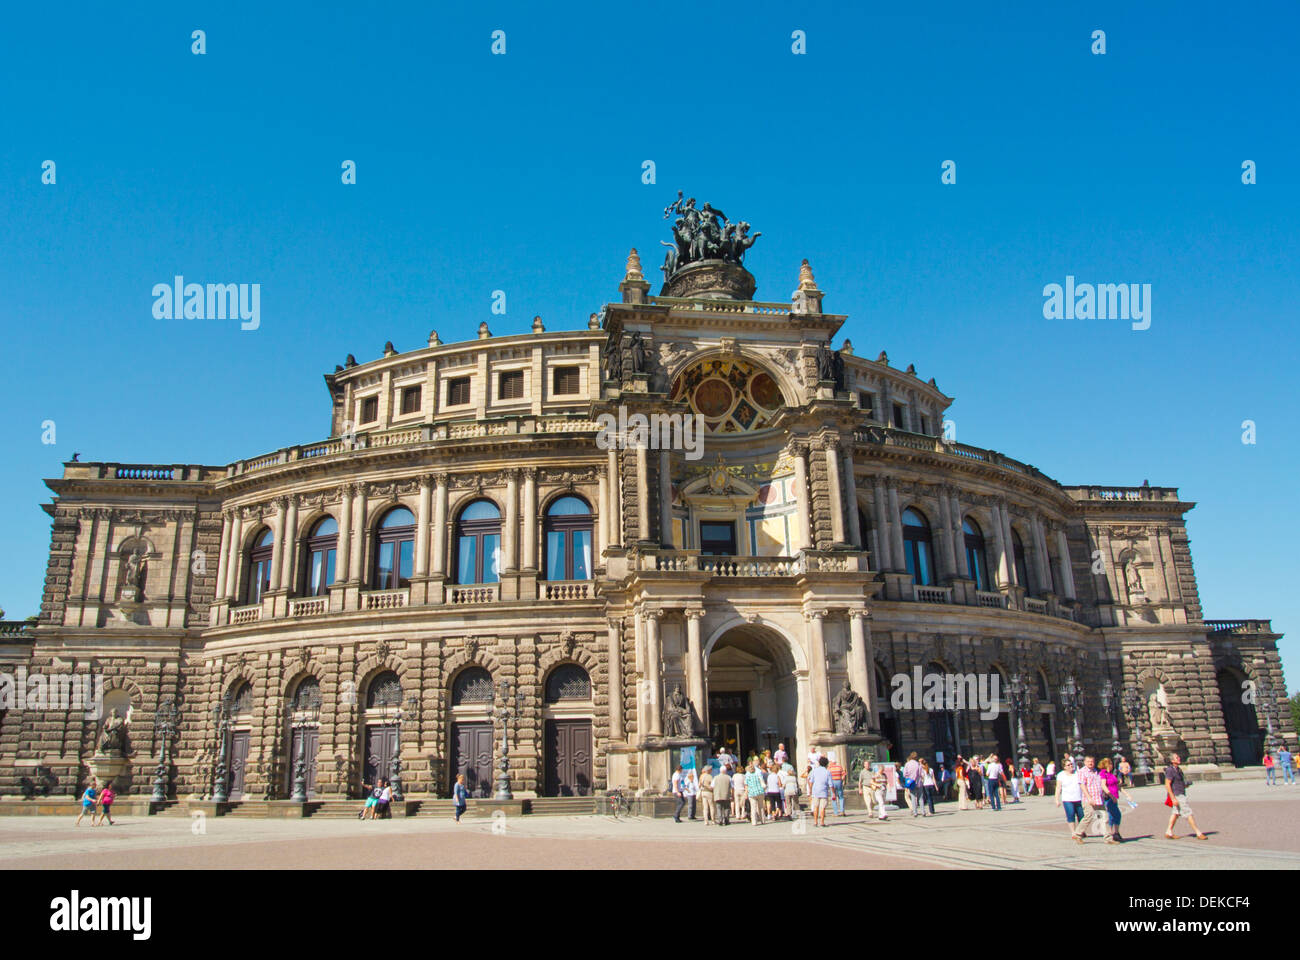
858,508,872,552
373,507,415,590
291,676,321,712
455,500,502,585
246,528,275,603
367,671,403,709
1036,670,1050,702
962,517,991,590
230,681,254,716
544,664,592,702
543,496,593,581
1011,529,1029,589
303,516,338,596
452,666,494,705
902,508,935,586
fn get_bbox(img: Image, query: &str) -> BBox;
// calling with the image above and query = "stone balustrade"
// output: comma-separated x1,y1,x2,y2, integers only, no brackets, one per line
363,589,409,611
289,597,329,618
914,585,952,604
1203,619,1274,635
541,581,592,600
976,590,1009,609
450,585,498,605
231,604,261,625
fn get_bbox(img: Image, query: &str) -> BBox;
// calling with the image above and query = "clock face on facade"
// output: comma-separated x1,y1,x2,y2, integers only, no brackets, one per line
671,357,784,433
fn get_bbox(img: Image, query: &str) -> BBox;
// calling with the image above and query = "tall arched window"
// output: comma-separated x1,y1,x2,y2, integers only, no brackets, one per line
231,681,254,716
455,500,502,584
1011,529,1029,589
452,666,494,705
544,664,592,702
246,528,275,603
373,507,415,590
303,516,338,596
962,517,991,590
543,496,593,581
858,508,872,553
902,508,935,586
291,676,321,712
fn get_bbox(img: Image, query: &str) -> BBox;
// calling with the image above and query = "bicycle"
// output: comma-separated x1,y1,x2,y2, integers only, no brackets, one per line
607,787,633,820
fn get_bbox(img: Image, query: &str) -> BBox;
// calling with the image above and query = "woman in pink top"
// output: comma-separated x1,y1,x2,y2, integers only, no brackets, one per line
1096,758,1133,843
96,780,116,826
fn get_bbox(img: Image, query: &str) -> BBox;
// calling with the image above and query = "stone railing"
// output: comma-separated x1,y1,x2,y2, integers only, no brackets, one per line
1203,619,1274,635
541,581,593,601
450,585,498,605
0,621,35,638
647,296,791,317
1023,597,1048,615
1065,485,1181,503
289,597,329,618
914,585,952,604
850,429,1050,485
976,590,1009,609
363,589,409,611
231,605,261,625
700,557,800,578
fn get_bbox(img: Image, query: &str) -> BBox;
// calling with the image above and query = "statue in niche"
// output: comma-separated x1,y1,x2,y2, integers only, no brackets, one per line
629,332,648,375
121,547,148,600
1147,684,1172,732
832,680,869,734
663,684,694,738
99,709,129,756
1124,559,1145,598
604,340,624,382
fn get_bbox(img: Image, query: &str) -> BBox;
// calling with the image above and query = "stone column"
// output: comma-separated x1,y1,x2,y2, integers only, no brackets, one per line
842,446,861,548
805,611,834,735
415,476,432,578
872,477,891,570
225,512,244,599
636,445,650,542
935,488,956,580
646,610,663,736
1056,528,1077,598
522,468,537,571
215,511,232,599
504,469,519,573
990,503,1012,588
1033,516,1052,593
336,485,353,582
279,496,298,591
824,440,847,545
431,474,448,577
607,618,624,741
607,448,622,547
349,485,368,583
597,469,609,558
685,609,706,734
659,450,673,548
269,498,287,592
887,481,905,572
848,610,878,721
1000,502,1018,587
792,443,811,550
950,490,969,578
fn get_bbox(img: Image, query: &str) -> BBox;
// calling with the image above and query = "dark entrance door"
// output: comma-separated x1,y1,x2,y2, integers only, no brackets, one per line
879,713,901,762
451,722,494,798
928,711,957,762
289,726,320,798
544,719,593,796
364,725,398,791
1218,671,1263,767
1040,714,1056,760
993,712,1013,760
227,730,250,800
709,691,753,759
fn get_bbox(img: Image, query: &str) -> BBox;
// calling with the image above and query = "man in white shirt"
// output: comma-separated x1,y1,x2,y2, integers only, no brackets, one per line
671,766,686,822
902,753,923,817
731,767,747,820
984,756,1003,810
684,769,700,821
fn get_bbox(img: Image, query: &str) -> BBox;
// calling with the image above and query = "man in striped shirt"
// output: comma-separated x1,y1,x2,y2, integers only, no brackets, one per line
828,757,847,816
1072,756,1107,843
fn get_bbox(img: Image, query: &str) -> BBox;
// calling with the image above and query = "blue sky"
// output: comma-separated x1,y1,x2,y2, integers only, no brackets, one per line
1,2,1296,686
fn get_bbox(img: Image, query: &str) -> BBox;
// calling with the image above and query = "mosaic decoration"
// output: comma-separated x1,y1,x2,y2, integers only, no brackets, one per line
671,357,784,434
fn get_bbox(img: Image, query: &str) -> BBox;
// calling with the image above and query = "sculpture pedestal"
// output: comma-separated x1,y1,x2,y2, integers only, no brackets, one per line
638,737,710,792
87,754,132,792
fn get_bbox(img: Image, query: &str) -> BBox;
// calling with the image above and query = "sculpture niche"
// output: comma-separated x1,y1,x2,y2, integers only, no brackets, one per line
662,684,695,739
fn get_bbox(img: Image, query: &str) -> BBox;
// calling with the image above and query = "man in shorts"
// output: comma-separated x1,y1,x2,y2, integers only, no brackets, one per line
1164,753,1207,840
809,756,833,828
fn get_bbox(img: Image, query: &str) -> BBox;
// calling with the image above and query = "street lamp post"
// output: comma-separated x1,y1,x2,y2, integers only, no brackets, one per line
1008,674,1031,772
390,694,418,802
1121,685,1152,778
150,696,179,803
1100,679,1124,770
1255,679,1282,754
490,678,527,801
1059,676,1084,768
211,695,233,803
286,697,320,803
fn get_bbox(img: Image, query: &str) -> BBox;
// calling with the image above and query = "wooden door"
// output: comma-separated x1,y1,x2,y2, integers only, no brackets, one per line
364,725,398,791
289,727,321,798
451,722,494,798
227,730,250,800
544,719,593,796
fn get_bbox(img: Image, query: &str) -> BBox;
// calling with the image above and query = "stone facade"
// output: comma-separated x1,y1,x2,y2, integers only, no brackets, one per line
0,245,1290,802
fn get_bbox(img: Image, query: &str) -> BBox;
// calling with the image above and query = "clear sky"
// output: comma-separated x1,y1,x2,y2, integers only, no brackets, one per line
1,2,1296,687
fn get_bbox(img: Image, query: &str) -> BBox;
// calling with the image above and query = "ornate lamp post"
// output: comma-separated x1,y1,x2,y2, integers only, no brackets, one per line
150,696,179,803
490,678,527,800
1255,678,1282,754
1121,685,1153,778
211,695,233,803
1059,676,1084,768
285,696,320,803
1099,679,1123,770
1008,674,1031,772
389,693,418,802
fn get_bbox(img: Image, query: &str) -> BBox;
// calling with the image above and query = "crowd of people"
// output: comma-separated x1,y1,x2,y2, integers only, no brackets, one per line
1262,745,1296,786
670,743,852,828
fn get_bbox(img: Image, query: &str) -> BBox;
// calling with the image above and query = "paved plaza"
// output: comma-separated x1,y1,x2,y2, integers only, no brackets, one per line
2,778,1297,870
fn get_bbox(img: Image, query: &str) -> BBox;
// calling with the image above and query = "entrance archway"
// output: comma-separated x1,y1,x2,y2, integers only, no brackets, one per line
1217,668,1263,766
704,622,804,763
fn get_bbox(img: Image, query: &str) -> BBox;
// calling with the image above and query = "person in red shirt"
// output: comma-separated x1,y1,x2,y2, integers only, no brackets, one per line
828,758,847,816
96,780,116,826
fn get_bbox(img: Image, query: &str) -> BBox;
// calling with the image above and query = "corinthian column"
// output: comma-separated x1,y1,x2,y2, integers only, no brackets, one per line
659,450,674,548
636,444,650,542
504,469,519,573
415,476,432,578
607,447,622,547
431,474,448,577
349,484,368,583
848,610,878,721
824,440,846,545
225,511,244,599
269,498,287,592
336,485,353,582
279,496,298,591
805,610,834,735
685,609,706,734
792,443,811,550
1056,527,1077,599
215,511,232,600
608,618,625,741
646,610,663,736
522,468,537,571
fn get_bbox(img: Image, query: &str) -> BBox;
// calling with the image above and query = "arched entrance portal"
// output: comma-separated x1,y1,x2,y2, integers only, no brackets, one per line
1217,668,1263,767
705,623,803,763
